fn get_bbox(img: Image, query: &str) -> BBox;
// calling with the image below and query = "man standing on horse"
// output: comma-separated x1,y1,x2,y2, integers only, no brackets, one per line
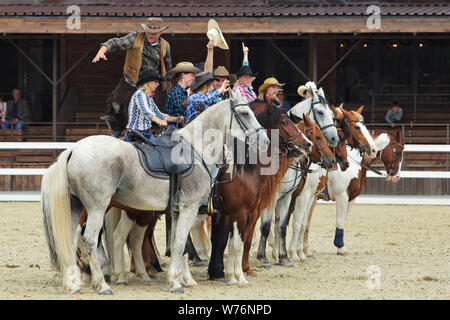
92,18,172,137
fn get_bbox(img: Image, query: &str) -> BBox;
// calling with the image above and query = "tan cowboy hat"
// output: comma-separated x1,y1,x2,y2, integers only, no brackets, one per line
297,81,318,97
141,18,169,33
207,19,229,50
258,77,285,96
166,62,202,79
213,66,237,85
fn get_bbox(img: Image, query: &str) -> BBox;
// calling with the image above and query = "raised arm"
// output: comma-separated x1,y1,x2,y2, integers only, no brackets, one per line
204,40,215,73
242,42,249,66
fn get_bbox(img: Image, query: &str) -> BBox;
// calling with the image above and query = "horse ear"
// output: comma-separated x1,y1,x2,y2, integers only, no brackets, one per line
355,105,364,114
339,102,344,109
228,88,234,100
330,105,339,116
318,87,325,97
288,112,302,124
304,113,313,125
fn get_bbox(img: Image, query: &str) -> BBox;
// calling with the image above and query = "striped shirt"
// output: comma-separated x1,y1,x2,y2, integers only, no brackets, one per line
126,88,166,131
185,90,220,123
233,81,257,103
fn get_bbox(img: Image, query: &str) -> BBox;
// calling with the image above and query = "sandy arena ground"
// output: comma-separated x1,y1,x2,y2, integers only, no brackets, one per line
0,202,448,300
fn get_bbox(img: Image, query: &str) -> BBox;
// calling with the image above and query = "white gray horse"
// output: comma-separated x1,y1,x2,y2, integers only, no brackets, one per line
256,87,340,265
41,92,269,294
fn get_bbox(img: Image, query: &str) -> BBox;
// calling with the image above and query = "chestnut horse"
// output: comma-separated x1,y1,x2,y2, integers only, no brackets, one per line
207,102,317,284
326,128,404,255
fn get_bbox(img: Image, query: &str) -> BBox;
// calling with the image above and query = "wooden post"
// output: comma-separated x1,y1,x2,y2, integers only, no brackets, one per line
52,36,57,143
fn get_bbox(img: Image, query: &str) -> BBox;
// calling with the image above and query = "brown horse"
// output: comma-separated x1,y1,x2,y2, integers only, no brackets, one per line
207,101,319,284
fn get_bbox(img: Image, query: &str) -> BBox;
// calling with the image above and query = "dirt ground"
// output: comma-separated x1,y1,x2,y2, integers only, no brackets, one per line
0,202,448,300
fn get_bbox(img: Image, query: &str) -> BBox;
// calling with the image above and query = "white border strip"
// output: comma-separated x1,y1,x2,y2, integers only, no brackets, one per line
0,142,75,149
1,192,449,205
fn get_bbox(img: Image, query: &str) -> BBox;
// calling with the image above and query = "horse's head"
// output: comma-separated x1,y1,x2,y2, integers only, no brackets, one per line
298,113,336,169
289,88,338,148
381,129,404,183
332,104,378,159
309,88,339,147
251,100,312,157
228,90,269,152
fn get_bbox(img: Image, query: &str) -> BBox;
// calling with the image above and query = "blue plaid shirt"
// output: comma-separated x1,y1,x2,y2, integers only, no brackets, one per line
185,90,220,123
126,88,166,131
165,83,188,117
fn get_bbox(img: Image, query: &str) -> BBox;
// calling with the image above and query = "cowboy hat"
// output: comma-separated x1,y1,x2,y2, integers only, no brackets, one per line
214,66,237,85
136,69,166,87
190,71,219,92
165,62,202,79
297,81,318,97
237,65,257,78
258,77,285,96
141,18,169,34
207,19,229,50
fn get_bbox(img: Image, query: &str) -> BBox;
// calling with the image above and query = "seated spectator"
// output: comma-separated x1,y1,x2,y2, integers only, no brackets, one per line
276,88,292,112
0,96,6,124
1,89,31,130
385,101,403,127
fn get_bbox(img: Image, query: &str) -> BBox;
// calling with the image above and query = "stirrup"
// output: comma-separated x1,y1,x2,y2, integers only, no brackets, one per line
174,189,185,208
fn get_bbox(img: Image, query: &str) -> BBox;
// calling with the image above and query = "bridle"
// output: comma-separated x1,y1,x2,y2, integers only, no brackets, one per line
380,140,404,175
229,99,264,136
308,95,336,133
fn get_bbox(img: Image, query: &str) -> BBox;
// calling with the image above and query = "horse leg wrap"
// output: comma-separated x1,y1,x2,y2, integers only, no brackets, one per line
333,228,344,248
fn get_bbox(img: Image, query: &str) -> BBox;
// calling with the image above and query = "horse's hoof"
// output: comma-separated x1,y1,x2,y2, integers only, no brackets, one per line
170,287,184,293
261,263,272,269
193,261,206,267
100,289,113,295
116,280,129,286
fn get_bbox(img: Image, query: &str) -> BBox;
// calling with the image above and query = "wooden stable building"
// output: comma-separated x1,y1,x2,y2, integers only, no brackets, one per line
0,0,449,195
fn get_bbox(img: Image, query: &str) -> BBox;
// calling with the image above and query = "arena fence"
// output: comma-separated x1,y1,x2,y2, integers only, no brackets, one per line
0,142,449,204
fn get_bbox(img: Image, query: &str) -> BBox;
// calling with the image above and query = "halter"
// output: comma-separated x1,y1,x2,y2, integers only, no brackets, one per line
380,140,404,175
229,99,264,136
308,95,336,132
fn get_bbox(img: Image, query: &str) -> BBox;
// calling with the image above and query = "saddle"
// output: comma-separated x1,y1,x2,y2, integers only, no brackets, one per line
128,127,195,217
129,127,194,180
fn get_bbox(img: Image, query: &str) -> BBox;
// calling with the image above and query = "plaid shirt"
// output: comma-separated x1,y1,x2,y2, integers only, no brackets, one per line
185,90,220,123
165,83,188,117
126,88,166,131
233,81,257,103
101,32,172,86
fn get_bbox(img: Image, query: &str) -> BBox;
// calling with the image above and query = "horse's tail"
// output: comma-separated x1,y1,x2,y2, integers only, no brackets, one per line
41,148,75,272
103,207,122,267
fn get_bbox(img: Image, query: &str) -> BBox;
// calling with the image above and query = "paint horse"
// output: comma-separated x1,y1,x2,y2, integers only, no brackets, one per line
206,100,316,285
41,93,270,294
284,105,378,262
326,128,404,255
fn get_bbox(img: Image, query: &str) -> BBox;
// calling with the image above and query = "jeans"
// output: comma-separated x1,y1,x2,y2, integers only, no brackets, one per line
123,130,152,142
1,120,24,130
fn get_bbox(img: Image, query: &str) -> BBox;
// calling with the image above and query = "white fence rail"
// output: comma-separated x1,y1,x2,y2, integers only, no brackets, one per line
0,142,449,203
